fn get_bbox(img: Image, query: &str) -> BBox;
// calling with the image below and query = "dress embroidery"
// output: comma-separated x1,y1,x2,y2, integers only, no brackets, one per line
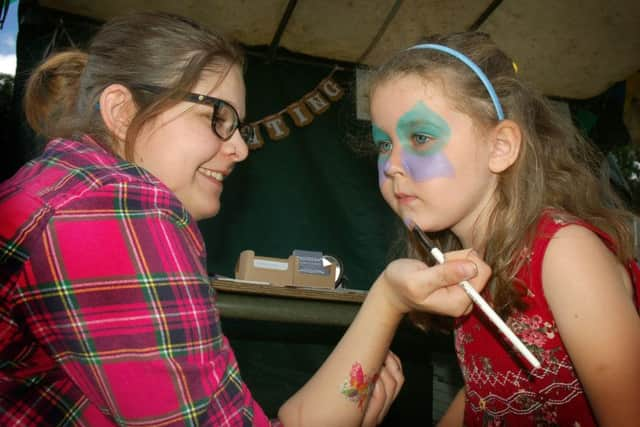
455,212,640,426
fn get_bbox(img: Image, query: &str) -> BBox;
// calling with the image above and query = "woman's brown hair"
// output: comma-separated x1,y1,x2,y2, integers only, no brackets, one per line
24,11,244,160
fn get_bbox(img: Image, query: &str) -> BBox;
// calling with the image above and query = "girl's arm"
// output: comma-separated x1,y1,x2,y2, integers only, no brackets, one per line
543,225,640,427
278,253,490,427
436,387,465,427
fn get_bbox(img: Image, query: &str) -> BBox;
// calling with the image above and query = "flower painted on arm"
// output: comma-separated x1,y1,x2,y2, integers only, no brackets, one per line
340,362,379,410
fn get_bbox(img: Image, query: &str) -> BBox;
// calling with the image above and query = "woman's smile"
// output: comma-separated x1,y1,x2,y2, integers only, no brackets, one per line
198,166,225,184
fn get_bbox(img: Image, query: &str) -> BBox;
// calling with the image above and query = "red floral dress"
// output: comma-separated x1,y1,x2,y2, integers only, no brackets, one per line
455,212,640,426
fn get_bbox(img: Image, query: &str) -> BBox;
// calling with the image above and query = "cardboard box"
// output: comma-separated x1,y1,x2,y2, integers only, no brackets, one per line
235,250,336,288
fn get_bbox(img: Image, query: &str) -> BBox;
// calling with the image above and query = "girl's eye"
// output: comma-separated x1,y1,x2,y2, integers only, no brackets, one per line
377,140,392,154
413,133,433,146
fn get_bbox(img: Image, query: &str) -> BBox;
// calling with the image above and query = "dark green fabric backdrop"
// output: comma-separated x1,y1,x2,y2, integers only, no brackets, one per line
201,58,398,290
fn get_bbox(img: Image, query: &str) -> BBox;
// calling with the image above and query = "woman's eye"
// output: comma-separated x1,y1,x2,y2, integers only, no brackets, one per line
377,140,392,154
413,133,433,146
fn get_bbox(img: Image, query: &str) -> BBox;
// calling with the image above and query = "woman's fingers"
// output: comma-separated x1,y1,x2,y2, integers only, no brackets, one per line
402,262,479,316
378,251,491,318
407,250,491,316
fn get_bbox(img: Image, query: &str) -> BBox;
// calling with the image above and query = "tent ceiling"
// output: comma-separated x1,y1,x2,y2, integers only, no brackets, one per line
40,0,640,99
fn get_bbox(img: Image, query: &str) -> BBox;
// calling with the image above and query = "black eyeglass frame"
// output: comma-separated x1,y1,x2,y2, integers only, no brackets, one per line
133,84,254,144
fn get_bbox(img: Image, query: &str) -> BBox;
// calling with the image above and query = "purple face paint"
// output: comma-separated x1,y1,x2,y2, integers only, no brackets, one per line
373,101,454,187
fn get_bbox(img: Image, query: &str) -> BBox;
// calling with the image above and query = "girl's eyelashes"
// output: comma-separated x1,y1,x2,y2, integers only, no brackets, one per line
376,140,393,154
374,134,434,154
412,132,435,148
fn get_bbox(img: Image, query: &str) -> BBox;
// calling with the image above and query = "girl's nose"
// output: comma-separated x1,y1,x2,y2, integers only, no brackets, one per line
384,145,407,177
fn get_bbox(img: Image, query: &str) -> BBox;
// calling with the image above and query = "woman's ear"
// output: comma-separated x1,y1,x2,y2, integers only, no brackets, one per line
99,84,136,143
488,119,522,173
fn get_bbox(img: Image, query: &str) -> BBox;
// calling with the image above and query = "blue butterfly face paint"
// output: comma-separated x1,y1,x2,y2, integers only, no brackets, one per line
374,101,454,187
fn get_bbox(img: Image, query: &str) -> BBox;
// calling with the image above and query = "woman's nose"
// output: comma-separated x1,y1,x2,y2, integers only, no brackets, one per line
222,131,249,162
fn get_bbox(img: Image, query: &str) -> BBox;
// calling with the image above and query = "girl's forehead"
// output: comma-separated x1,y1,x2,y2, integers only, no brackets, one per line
377,74,449,104
371,75,453,124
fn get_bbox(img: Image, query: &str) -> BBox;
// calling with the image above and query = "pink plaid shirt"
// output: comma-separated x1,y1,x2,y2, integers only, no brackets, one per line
0,137,276,426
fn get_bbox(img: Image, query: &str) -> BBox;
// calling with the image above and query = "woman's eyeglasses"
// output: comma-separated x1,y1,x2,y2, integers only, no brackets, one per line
134,84,254,145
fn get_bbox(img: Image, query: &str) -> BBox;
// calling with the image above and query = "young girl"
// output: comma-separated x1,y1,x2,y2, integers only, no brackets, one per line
0,12,490,427
368,31,640,426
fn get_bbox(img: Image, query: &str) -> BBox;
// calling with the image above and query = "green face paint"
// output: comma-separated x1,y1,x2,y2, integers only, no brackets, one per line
375,101,454,186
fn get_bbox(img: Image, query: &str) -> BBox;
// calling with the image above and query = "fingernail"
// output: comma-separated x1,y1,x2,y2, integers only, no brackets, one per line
460,262,478,278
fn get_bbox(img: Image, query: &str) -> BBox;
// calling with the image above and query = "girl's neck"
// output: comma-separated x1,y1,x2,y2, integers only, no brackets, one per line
455,233,486,257
452,212,490,256
454,186,497,255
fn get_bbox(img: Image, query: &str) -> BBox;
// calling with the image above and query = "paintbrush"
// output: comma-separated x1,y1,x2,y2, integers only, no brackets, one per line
407,219,541,369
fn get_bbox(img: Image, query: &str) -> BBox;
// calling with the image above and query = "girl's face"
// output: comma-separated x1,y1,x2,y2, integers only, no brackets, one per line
370,74,497,245
133,65,248,221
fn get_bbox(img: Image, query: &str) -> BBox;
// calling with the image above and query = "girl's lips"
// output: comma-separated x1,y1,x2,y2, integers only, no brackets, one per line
395,192,417,205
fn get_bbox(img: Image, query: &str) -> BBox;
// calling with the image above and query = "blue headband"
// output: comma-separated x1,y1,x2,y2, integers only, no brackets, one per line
408,43,505,120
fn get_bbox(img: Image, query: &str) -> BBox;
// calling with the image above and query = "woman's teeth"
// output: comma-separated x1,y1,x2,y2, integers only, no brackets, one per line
199,167,224,181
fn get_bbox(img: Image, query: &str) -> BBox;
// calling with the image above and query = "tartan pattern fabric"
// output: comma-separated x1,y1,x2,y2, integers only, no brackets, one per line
0,138,273,426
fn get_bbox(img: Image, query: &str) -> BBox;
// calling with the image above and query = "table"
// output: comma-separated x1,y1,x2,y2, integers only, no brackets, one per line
210,277,442,425
211,278,366,326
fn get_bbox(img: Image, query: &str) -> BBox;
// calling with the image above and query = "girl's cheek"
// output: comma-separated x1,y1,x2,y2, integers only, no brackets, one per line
403,151,455,182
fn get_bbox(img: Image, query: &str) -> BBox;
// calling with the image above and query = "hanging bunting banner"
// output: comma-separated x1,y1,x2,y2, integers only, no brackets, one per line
287,101,314,127
319,77,344,101
246,67,344,150
303,90,331,115
247,124,265,150
263,113,291,140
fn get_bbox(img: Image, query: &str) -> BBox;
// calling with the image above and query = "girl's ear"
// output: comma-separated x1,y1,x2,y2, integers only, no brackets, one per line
99,84,136,144
488,119,522,173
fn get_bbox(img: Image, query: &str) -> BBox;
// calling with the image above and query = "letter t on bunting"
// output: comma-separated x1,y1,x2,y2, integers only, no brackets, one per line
263,114,290,140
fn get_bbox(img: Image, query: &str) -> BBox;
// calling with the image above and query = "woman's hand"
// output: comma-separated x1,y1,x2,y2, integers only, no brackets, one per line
376,249,491,318
361,351,404,427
